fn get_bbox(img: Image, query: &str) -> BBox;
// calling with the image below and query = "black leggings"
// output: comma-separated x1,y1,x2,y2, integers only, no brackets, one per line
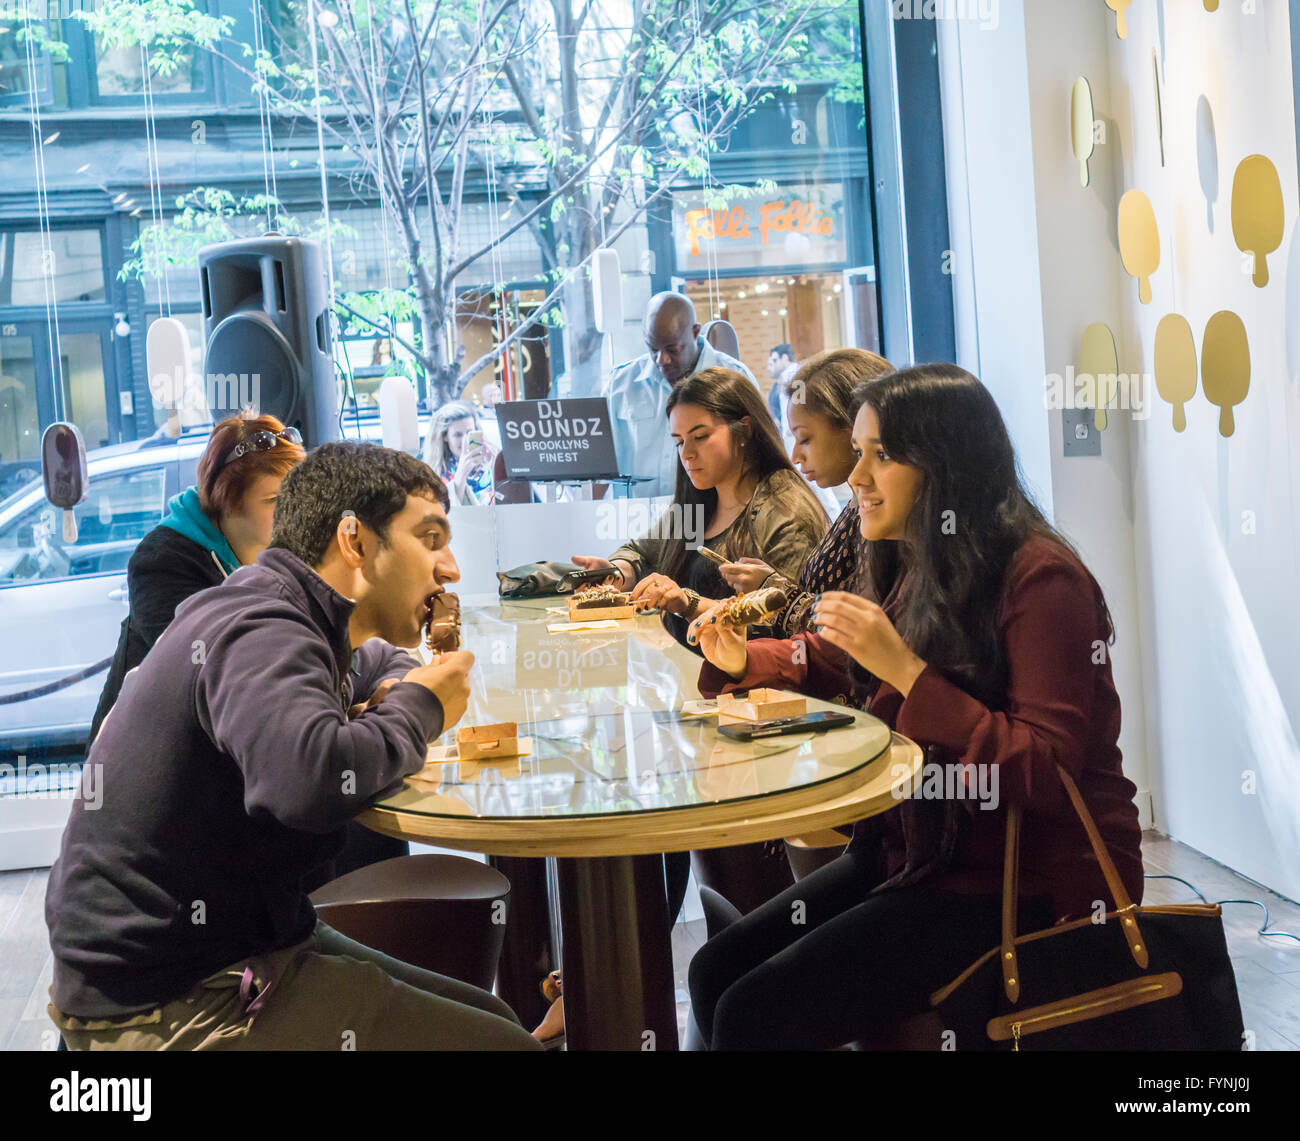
687,847,1052,1050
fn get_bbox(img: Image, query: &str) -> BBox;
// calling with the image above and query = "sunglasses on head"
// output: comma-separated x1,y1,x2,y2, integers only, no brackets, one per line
221,426,302,468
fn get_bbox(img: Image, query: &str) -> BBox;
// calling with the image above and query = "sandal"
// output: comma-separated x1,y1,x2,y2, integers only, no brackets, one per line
532,994,565,1049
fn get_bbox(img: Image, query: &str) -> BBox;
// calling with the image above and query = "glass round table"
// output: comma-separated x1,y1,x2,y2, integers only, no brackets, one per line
359,595,923,1050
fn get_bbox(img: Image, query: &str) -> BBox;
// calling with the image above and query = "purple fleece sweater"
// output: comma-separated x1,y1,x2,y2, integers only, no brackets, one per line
45,548,444,1017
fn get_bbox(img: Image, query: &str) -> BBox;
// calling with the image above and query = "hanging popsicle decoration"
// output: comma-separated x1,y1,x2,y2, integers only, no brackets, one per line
1201,311,1250,438
1196,96,1219,231
1153,314,1198,433
1204,0,1219,10
1231,154,1284,287
1119,190,1160,304
1106,0,1132,40
1153,49,1165,167
1079,322,1119,431
1071,77,1096,187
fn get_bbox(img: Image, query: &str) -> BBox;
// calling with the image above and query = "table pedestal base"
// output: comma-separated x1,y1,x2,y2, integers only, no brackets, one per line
555,854,679,1051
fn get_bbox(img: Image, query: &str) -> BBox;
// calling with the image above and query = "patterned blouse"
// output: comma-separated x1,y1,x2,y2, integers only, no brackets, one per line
769,500,863,636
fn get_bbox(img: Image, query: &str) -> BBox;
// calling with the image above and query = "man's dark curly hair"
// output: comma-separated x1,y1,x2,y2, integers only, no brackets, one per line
269,442,449,567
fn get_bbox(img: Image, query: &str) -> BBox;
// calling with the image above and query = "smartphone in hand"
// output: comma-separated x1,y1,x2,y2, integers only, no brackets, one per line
564,567,619,588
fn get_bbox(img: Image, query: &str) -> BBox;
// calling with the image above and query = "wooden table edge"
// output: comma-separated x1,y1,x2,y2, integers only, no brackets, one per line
358,733,922,858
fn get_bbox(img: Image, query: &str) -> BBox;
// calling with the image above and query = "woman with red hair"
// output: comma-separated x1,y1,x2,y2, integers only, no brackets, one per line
89,414,304,742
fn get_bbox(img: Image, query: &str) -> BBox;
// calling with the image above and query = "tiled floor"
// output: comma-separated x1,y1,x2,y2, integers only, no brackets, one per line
4,831,1298,1050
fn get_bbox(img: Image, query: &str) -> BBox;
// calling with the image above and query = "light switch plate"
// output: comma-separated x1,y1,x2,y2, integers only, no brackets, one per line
1062,409,1101,457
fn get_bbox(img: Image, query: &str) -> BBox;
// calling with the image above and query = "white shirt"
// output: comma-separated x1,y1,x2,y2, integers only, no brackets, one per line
605,338,759,498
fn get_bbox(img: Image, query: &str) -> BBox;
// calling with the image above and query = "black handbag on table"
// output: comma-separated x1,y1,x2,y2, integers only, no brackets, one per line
496,560,583,599
930,762,1245,1051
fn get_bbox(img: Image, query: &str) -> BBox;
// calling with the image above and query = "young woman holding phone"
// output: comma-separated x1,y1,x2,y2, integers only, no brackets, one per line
685,364,1144,1051
719,348,893,638
423,400,497,506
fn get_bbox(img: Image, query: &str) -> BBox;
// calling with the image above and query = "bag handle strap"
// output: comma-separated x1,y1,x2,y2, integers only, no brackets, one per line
998,762,1148,1003
1053,762,1148,969
1000,803,1021,1003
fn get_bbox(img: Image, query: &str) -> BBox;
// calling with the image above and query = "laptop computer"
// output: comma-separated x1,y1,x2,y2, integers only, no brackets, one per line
495,397,624,482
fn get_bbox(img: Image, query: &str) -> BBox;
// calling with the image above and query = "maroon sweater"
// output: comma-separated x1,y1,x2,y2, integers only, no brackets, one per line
699,537,1144,922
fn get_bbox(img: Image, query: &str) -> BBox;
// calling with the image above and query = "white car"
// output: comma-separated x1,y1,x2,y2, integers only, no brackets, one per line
0,419,391,758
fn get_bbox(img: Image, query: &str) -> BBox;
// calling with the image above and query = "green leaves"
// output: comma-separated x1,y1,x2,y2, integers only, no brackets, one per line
73,0,233,61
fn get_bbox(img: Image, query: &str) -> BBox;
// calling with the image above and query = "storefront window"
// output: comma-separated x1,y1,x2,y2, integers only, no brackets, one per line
0,229,106,306
0,0,889,773
0,331,40,499
94,39,205,97
59,331,110,451
0,11,61,109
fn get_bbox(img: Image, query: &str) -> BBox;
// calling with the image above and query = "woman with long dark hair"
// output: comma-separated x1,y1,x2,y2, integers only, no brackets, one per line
567,366,829,1009
572,366,828,652
686,364,1144,1050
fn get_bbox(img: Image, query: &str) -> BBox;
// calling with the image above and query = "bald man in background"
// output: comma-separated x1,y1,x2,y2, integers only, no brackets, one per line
605,292,758,497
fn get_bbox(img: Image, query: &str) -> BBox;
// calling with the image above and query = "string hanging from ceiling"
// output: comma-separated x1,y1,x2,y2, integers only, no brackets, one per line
21,1,64,419
252,0,279,231
138,38,171,318
688,0,722,323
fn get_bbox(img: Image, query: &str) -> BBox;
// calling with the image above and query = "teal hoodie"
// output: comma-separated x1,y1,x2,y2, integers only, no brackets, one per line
159,487,240,575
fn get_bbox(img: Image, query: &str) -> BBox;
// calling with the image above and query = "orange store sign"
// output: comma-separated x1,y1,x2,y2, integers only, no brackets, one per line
683,199,836,257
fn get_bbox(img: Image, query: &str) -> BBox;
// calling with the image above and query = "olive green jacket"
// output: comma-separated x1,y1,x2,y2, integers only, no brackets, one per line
608,469,829,586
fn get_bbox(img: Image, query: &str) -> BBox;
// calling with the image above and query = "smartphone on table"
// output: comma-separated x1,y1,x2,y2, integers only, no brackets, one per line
717,710,856,742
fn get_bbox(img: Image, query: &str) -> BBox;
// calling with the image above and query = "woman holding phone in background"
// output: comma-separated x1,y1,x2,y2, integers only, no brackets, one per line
423,401,497,506
685,364,1144,1050
720,348,893,638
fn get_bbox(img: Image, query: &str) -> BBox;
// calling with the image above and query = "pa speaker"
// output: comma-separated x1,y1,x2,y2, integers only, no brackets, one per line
197,235,339,448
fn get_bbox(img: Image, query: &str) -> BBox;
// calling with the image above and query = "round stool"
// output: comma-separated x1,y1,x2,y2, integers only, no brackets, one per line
310,854,510,992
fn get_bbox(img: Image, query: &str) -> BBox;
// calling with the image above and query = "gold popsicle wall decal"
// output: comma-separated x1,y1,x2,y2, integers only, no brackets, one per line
1079,323,1119,431
1106,0,1132,40
1072,77,1097,187
1231,155,1284,288
1201,311,1250,438
1153,314,1198,433
1119,190,1160,304
1203,0,1219,10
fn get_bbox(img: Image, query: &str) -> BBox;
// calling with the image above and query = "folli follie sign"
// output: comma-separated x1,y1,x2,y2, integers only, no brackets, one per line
674,187,846,271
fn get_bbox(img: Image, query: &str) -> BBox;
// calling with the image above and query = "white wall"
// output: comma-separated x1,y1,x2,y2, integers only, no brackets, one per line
1107,0,1300,902
939,0,1300,901
937,1,1152,826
